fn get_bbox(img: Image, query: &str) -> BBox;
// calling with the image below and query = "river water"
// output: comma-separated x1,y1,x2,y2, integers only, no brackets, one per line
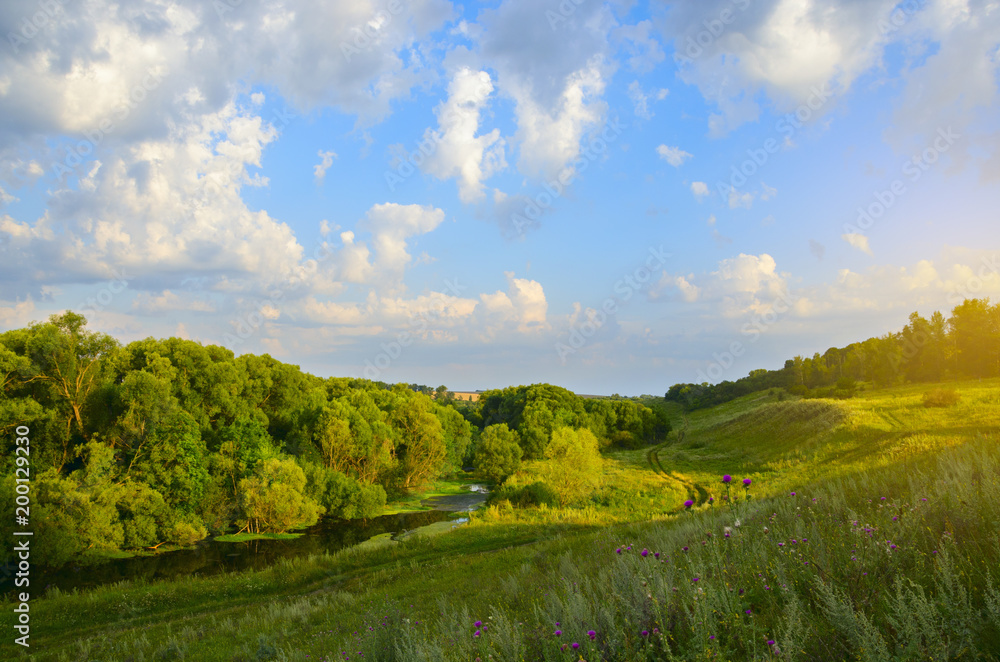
3,486,487,596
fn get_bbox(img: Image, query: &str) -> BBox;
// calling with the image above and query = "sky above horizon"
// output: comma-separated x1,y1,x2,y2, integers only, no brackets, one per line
1,0,999,396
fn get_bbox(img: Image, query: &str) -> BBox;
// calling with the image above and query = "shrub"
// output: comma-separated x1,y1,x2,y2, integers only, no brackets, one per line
488,481,559,509
923,388,961,407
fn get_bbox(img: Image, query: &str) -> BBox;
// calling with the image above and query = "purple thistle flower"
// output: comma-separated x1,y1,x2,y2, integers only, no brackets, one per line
642,630,649,637
616,548,622,554
709,635,715,640
474,630,481,637
587,630,596,640
767,639,775,646
745,609,752,615
682,546,689,552
790,492,796,496
554,630,562,636
641,549,649,557
572,642,579,649
684,500,694,509
474,621,482,628
722,475,732,483
743,478,752,486
654,552,660,559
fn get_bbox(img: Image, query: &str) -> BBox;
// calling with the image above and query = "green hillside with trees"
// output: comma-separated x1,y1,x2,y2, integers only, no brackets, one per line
666,298,1000,409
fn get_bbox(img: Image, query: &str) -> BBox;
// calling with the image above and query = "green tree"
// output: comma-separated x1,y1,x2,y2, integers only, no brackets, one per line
474,423,523,483
238,457,321,534
538,427,603,506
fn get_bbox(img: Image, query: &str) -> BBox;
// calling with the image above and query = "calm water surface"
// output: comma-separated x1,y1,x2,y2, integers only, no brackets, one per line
3,487,487,595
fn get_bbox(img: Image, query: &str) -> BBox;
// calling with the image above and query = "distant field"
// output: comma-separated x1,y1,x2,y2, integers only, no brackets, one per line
9,378,1000,661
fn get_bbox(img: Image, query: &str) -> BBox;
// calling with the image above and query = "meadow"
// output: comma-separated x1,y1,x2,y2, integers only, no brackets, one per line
5,378,1000,661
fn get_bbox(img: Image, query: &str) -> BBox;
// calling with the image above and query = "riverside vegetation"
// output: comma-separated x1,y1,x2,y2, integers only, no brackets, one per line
2,298,1000,660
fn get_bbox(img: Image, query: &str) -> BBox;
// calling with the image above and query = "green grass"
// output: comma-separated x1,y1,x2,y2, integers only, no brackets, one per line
8,378,1000,660
381,474,483,515
213,532,303,542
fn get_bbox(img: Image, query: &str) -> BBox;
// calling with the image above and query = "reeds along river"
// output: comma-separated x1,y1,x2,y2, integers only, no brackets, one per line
2,489,487,596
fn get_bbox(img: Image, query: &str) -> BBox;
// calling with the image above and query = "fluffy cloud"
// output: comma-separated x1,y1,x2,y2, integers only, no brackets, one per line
314,150,338,184
477,0,616,181
419,68,506,202
842,232,873,255
656,144,692,166
691,181,709,198
660,0,896,134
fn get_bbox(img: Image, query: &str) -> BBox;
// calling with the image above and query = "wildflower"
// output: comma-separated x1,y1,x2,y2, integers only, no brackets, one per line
709,635,715,640
767,639,775,646
790,492,796,496
692,577,700,583
881,497,886,501
642,630,649,637
474,630,481,637
743,478,752,486
708,497,714,504
682,546,689,552
587,630,596,640
653,628,659,634
745,609,752,615
722,475,732,483
738,588,744,595
616,548,622,554
734,519,741,527
474,621,482,628
778,542,785,547
684,500,694,509
654,552,660,559
572,642,580,649
892,516,898,521
554,630,562,636
641,549,649,557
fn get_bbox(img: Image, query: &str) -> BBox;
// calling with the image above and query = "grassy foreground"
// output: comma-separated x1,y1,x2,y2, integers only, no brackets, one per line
5,379,1000,661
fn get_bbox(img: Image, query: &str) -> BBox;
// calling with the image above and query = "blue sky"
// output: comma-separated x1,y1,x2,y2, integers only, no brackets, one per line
1,0,999,395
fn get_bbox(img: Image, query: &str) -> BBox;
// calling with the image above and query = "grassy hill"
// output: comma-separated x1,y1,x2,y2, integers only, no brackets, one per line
7,378,1000,661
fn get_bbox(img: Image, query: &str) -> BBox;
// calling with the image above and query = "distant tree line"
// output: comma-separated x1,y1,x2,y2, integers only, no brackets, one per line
666,298,1000,410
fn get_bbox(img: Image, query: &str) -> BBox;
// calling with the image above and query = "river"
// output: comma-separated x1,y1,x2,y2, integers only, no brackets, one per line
3,486,488,596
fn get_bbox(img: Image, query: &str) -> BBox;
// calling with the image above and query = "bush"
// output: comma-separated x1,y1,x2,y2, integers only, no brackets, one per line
488,481,559,509
923,388,961,407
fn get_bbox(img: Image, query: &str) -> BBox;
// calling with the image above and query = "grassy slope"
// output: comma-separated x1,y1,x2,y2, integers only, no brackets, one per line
7,378,999,661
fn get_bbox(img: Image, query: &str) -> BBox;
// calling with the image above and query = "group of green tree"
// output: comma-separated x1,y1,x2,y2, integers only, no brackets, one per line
0,312,477,565
457,384,671,494
0,314,671,565
666,298,1000,410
